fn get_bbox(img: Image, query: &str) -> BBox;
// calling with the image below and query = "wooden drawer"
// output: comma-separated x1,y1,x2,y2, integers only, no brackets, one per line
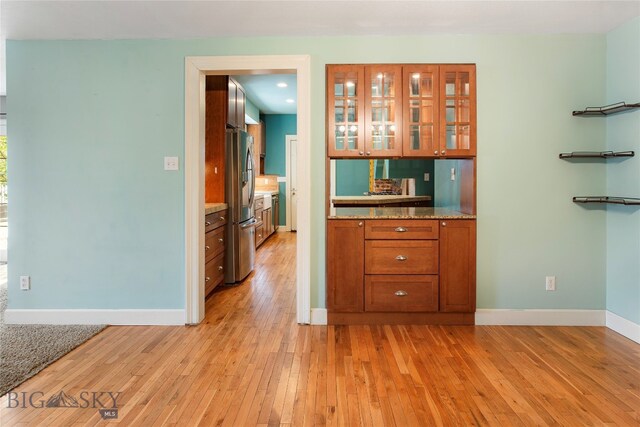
254,197,264,211
365,220,438,240
255,223,264,248
205,210,227,233
365,275,438,312
365,240,438,274
205,252,224,296
205,226,225,262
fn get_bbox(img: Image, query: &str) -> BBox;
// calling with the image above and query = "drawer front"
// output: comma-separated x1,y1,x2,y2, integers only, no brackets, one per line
205,226,225,262
205,252,224,296
205,210,228,233
254,197,264,211
365,240,438,274
365,275,438,312
255,224,264,248
365,220,438,240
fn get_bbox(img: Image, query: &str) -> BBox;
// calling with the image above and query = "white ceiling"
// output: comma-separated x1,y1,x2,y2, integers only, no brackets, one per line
233,74,298,115
1,1,639,96
2,1,639,40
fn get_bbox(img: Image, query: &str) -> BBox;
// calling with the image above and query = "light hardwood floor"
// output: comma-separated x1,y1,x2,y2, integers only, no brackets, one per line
1,232,639,426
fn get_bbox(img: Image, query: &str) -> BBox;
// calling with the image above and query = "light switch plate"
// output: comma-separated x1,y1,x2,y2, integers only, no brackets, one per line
164,156,179,171
423,173,430,182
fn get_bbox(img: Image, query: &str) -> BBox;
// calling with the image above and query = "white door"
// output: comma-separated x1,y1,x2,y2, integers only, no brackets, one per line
286,135,298,232
290,137,298,231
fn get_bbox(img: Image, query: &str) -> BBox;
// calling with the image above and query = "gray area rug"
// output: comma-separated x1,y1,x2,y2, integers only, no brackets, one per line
0,271,106,397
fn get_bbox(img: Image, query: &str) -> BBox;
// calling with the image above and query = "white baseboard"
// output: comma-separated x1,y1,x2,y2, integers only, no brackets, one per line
606,311,640,344
277,226,291,232
310,308,327,325
4,309,186,325
475,309,605,326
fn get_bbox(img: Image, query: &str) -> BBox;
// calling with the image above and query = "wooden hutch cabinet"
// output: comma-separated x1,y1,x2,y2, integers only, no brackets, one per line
327,63,476,158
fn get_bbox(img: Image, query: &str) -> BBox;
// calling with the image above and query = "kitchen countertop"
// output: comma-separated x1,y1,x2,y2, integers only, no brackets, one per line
332,195,432,205
328,207,476,219
205,203,228,215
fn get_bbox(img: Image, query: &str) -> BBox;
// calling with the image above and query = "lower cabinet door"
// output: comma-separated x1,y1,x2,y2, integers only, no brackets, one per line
365,275,438,312
205,252,225,296
327,220,364,312
439,220,476,312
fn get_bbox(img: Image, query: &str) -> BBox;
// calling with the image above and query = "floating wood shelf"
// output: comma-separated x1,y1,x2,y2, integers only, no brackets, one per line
572,102,640,116
559,151,635,159
573,196,640,206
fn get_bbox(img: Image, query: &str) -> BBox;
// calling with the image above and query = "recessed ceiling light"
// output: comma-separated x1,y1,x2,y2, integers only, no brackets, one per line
286,99,295,104
277,82,288,88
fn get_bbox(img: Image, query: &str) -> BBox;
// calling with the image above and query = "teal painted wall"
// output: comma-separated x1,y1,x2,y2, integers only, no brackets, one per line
263,114,296,226
606,17,640,324
7,34,608,311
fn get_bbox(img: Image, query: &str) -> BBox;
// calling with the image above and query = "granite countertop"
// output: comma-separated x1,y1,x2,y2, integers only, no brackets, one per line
332,195,432,205
328,207,476,219
205,203,228,215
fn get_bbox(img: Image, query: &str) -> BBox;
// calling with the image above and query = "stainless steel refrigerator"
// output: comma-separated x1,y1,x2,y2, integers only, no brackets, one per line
224,129,256,283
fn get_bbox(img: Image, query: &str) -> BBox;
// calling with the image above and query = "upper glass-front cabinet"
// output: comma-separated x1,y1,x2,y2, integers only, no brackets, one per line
440,65,476,157
327,65,365,157
327,64,476,158
364,66,403,157
403,65,439,157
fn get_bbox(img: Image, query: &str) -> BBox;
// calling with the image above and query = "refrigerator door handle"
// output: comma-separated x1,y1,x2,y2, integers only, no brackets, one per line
240,218,258,229
247,145,255,208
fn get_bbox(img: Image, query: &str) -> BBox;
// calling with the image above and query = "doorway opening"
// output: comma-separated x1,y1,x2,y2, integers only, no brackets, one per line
184,55,311,325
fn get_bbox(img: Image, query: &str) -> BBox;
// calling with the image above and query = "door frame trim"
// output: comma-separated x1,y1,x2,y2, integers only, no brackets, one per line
184,55,312,324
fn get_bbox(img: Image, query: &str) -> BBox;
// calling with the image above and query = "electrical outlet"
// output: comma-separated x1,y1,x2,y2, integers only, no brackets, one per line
423,172,430,182
20,276,31,290
164,156,179,171
545,276,556,291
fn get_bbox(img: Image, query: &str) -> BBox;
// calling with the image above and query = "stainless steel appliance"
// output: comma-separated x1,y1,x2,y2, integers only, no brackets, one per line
225,129,256,283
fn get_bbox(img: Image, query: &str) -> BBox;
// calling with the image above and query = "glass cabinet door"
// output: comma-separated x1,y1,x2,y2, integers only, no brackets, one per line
327,65,365,157
402,65,439,157
364,65,403,157
439,65,476,156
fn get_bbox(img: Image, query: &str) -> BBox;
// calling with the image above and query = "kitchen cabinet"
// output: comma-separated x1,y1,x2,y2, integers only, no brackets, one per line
439,220,476,312
327,65,365,157
402,65,439,157
439,65,476,157
326,220,365,312
204,209,227,296
248,121,266,175
227,77,245,129
364,65,403,157
255,196,264,248
205,76,247,203
326,217,476,324
326,63,476,158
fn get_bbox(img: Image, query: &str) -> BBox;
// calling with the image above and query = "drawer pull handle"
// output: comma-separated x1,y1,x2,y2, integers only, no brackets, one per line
205,245,210,251
205,276,210,282
358,221,363,227
219,216,225,221
205,221,212,226
218,238,224,243
395,290,408,297
395,227,407,232
396,255,407,261
218,266,223,271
